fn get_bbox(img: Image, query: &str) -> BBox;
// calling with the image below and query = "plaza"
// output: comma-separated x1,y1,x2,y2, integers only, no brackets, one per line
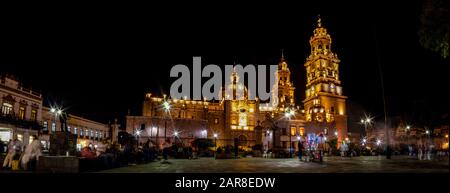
99,156,449,173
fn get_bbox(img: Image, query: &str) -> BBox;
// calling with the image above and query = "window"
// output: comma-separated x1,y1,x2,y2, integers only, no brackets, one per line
299,127,305,136
43,121,48,131
291,127,296,136
80,129,83,136
214,118,219,124
29,136,34,144
331,107,335,113
31,109,37,121
74,127,77,135
85,129,89,137
51,123,56,132
18,106,25,120
239,112,247,126
99,132,102,139
95,131,98,138
17,134,23,142
1,103,13,115
67,126,71,133
90,130,93,137
282,128,287,135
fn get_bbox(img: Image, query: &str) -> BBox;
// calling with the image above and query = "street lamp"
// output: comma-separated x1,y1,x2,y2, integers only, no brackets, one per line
376,139,382,146
162,100,171,145
283,109,295,158
135,129,141,147
50,107,64,132
360,116,372,139
213,133,218,159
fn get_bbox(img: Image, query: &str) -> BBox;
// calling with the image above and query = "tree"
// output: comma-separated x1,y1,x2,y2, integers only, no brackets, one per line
419,0,449,58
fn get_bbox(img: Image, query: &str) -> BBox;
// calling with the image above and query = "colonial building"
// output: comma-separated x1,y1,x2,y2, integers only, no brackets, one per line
0,74,42,146
41,106,110,151
126,17,348,152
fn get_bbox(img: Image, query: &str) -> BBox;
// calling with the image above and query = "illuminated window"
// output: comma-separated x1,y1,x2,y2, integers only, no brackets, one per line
214,118,219,124
67,126,71,132
17,134,23,142
43,121,48,131
74,127,77,135
239,113,247,126
80,129,83,136
291,127,296,136
299,127,305,136
1,103,13,115
29,136,34,144
31,109,37,121
18,106,25,120
51,123,56,132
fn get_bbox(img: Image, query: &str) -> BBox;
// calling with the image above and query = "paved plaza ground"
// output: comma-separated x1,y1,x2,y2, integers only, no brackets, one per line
99,156,449,173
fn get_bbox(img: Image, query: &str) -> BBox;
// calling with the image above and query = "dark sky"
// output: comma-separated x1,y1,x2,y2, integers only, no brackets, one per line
1,1,448,127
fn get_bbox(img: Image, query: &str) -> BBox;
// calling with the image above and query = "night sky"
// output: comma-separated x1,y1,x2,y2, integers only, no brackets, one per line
1,1,448,128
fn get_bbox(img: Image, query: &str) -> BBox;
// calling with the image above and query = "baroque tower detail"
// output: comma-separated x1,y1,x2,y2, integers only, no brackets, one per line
303,16,348,143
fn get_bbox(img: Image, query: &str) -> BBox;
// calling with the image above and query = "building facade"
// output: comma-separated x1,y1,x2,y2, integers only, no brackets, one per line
41,107,110,151
126,18,349,152
0,74,42,146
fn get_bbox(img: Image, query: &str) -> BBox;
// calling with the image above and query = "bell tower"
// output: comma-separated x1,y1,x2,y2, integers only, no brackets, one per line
303,16,348,143
275,50,295,109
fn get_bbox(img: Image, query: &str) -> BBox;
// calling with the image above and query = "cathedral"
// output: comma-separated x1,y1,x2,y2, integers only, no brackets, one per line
126,17,348,151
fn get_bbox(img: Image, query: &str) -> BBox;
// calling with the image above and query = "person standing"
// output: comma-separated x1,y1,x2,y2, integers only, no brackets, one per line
297,140,304,161
2,137,22,169
21,135,42,171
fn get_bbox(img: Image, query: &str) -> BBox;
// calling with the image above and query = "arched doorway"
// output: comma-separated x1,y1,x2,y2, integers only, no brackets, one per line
238,135,247,146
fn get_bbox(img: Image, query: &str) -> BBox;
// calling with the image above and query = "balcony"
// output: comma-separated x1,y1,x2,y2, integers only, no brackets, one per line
0,114,42,130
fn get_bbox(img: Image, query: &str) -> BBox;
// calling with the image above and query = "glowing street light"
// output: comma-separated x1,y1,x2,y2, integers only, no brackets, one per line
376,139,382,146
406,125,411,130
163,101,171,111
334,131,338,136
213,133,218,138
284,112,291,118
296,136,301,141
50,108,56,113
425,130,430,135
174,131,179,137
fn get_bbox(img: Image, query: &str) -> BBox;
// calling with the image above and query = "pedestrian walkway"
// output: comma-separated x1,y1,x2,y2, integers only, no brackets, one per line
98,156,449,173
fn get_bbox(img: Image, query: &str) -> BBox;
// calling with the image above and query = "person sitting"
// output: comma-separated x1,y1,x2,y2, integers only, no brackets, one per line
80,147,96,160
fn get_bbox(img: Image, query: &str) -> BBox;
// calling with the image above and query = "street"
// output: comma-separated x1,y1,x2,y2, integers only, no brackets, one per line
98,156,449,173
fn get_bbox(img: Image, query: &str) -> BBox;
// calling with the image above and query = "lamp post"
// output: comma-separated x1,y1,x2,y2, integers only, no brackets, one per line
174,131,178,144
213,133,218,159
360,116,372,139
284,109,295,158
134,129,141,148
50,107,63,132
163,101,171,147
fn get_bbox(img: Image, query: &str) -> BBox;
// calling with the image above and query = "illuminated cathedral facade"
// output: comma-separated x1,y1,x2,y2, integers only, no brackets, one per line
126,17,348,151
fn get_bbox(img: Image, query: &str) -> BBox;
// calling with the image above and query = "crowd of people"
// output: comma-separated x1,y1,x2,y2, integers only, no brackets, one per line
1,135,42,171
409,144,448,161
